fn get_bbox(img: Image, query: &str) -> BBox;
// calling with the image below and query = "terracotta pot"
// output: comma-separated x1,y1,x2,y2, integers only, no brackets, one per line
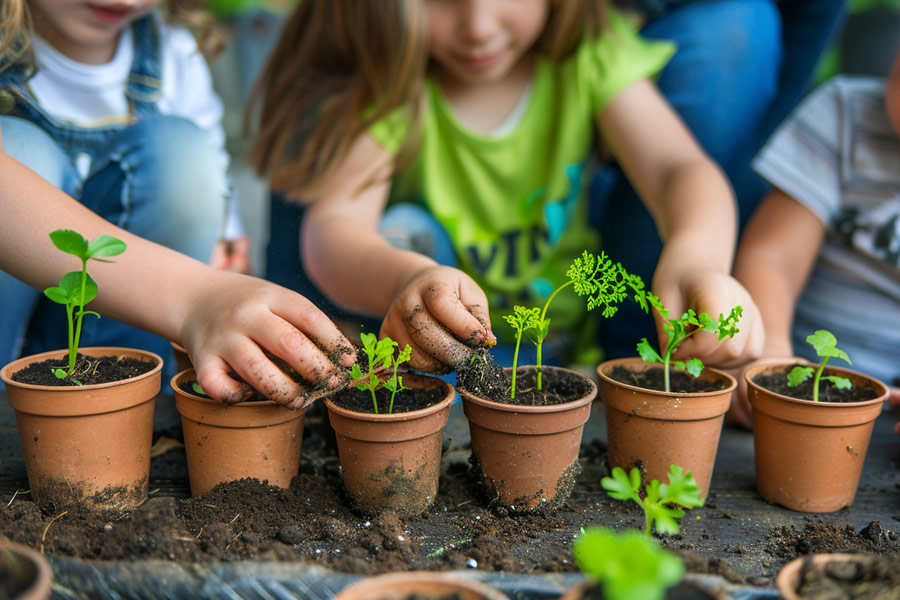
0,347,161,510
776,553,864,600
597,357,735,498
746,363,887,513
559,578,725,600
173,369,305,497
335,571,509,600
0,540,53,600
458,366,596,512
170,342,192,373
325,373,454,516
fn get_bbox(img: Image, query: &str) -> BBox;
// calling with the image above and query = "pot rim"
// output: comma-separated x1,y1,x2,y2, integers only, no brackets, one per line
325,373,455,422
457,365,597,414
596,357,737,398
335,570,510,600
0,346,163,391
0,540,53,599
744,362,888,408
171,368,285,408
775,553,868,600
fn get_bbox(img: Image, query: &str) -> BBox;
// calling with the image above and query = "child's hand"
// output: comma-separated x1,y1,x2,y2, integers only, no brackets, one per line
653,268,765,368
209,236,252,275
724,355,801,429
179,271,356,408
380,265,496,373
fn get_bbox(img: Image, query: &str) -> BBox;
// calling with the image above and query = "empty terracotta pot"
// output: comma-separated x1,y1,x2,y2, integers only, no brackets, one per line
458,366,596,512
335,571,509,600
746,363,887,513
325,373,454,516
597,357,735,498
0,347,161,510
173,369,305,496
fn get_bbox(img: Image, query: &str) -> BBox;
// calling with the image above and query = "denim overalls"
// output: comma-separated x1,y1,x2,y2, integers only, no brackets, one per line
0,13,225,380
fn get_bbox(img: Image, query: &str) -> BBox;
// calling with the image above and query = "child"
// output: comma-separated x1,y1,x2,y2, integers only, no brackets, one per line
251,0,763,373
732,48,900,430
0,122,354,407
0,0,249,377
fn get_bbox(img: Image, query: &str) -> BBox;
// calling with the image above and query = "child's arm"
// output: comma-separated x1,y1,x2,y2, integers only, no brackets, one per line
728,190,825,426
302,135,494,373
598,79,764,366
0,130,355,408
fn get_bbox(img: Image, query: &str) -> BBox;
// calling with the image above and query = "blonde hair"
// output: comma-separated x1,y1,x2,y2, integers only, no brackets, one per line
0,0,224,71
250,0,608,201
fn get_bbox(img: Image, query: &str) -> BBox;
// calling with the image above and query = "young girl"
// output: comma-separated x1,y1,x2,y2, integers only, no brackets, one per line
731,49,900,430
0,0,248,377
251,0,763,373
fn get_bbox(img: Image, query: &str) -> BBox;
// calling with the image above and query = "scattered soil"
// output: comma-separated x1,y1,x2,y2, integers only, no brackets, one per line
11,353,156,386
792,554,900,599
764,521,899,557
752,366,880,403
605,366,726,394
456,350,593,406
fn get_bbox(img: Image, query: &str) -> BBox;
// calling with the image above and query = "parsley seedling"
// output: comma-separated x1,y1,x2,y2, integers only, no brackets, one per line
787,330,852,402
636,298,742,393
349,332,412,414
42,229,126,380
601,465,703,536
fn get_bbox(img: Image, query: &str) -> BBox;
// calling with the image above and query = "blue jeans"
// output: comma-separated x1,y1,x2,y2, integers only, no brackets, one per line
0,115,225,382
593,0,846,359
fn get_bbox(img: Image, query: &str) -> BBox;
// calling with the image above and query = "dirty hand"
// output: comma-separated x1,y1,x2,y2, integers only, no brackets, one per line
652,268,765,369
381,265,495,373
209,236,253,275
180,270,356,408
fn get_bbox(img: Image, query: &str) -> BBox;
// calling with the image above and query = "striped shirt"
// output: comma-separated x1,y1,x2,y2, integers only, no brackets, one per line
753,76,900,386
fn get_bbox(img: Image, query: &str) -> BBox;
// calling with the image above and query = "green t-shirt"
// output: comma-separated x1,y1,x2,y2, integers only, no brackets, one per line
370,10,674,347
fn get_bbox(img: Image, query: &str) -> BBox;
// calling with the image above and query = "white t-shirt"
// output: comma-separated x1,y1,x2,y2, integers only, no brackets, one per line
753,76,900,386
28,24,243,238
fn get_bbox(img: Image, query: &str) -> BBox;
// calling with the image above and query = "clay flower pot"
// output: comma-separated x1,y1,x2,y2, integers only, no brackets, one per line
325,373,454,516
559,577,725,600
776,553,885,600
0,347,161,510
597,357,736,498
458,366,596,512
335,571,509,600
0,540,53,600
746,363,887,513
173,369,305,496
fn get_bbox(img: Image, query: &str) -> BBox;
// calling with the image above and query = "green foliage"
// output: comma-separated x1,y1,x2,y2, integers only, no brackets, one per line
787,330,852,402
43,229,127,378
636,296,742,393
504,251,647,397
601,465,704,536
572,527,684,600
349,332,412,414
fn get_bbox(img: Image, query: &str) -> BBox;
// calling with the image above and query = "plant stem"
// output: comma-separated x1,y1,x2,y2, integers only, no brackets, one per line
510,330,522,399
536,281,571,390
813,356,830,403
70,259,89,374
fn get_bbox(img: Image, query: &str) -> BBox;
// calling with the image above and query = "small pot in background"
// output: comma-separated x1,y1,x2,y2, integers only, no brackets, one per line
335,571,509,600
0,539,53,600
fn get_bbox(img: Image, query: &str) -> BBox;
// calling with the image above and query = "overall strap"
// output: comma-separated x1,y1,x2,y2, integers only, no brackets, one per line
126,13,164,117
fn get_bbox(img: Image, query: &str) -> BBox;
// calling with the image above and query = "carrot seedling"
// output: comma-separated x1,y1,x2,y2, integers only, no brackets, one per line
787,329,851,402
601,465,703,536
42,229,127,381
349,332,412,414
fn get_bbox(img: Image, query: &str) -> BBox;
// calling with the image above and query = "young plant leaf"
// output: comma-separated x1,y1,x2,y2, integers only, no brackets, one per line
787,366,813,387
807,329,851,363
49,229,89,259
601,465,704,536
87,235,128,258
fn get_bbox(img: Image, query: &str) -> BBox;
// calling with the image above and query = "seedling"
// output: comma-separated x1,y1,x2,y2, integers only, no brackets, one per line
787,330,852,402
572,526,684,600
636,297,742,393
349,332,412,414
42,229,127,380
601,465,703,536
505,251,650,397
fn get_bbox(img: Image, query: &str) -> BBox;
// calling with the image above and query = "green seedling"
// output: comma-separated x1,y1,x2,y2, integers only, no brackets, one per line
787,329,852,402
572,526,684,600
505,250,650,398
636,297,742,393
349,332,412,414
42,229,127,380
601,465,703,536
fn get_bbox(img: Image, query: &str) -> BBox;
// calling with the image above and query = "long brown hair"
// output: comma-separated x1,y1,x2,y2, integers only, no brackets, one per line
250,0,608,201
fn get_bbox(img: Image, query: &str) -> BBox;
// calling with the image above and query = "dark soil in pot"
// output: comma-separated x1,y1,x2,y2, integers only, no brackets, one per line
578,579,723,599
330,385,446,414
606,366,725,393
793,554,900,599
11,353,156,386
752,368,880,403
456,351,592,405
